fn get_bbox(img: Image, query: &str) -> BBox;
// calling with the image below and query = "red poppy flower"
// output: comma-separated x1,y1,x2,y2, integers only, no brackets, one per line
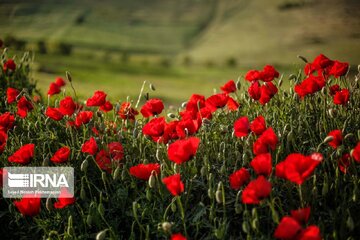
274,216,302,240
176,118,198,139
0,168,7,188
100,101,113,112
0,131,8,154
275,153,322,185
245,70,261,82
46,107,64,121
142,117,166,142
329,60,349,78
55,77,66,87
250,153,272,177
17,96,33,118
118,102,139,120
108,142,124,161
297,226,322,240
352,142,360,163
130,163,160,180
304,63,315,75
0,112,15,131
242,176,272,204
86,91,107,107
47,82,61,96
140,98,164,117
168,137,200,164
14,194,41,217
338,153,351,174
329,84,340,96
290,207,311,224
96,150,112,173
312,54,333,70
295,75,325,98
234,116,250,137
3,59,16,71
250,116,266,135
171,233,187,240
220,80,236,93
229,167,250,190
50,146,70,164
185,94,206,113
75,111,93,127
226,97,240,111
253,127,278,155
205,93,229,112
59,96,76,116
327,129,343,149
260,65,279,82
7,87,20,104
248,81,261,100
259,82,278,105
8,143,35,164
333,89,350,105
53,187,75,209
81,137,98,155
161,120,177,140
162,174,184,196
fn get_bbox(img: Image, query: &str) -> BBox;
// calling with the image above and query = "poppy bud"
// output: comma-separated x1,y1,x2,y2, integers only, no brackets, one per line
323,136,334,144
346,213,354,231
81,159,88,172
80,187,86,200
161,222,172,233
242,221,250,234
289,74,297,81
215,189,223,204
96,229,108,240
86,215,93,227
236,79,241,90
67,215,73,235
215,182,224,204
146,188,152,201
344,133,354,141
148,171,156,188
167,113,176,118
46,197,53,211
208,188,213,199
66,71,72,82
101,172,107,184
149,83,156,91
113,166,121,180
200,166,208,177
173,163,181,173
181,102,187,108
297,55,308,63
98,203,105,216
171,201,177,212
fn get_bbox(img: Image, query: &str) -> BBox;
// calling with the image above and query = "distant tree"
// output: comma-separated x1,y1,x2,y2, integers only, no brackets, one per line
36,40,47,54
121,51,130,63
160,58,172,68
205,60,215,68
183,55,192,67
226,57,237,68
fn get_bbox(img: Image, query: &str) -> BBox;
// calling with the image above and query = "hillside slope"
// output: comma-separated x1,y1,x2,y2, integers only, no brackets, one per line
185,0,360,66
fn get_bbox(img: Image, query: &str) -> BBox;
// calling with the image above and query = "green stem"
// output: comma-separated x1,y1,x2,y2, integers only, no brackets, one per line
176,196,188,236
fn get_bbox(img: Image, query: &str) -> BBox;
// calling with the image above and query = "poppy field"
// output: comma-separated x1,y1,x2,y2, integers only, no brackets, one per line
0,50,360,240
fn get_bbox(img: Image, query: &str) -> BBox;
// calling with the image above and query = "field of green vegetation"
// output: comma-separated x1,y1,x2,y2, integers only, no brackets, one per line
1,0,359,104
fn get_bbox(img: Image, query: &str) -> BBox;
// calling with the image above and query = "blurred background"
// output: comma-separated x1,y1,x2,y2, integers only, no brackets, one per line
1,0,359,104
